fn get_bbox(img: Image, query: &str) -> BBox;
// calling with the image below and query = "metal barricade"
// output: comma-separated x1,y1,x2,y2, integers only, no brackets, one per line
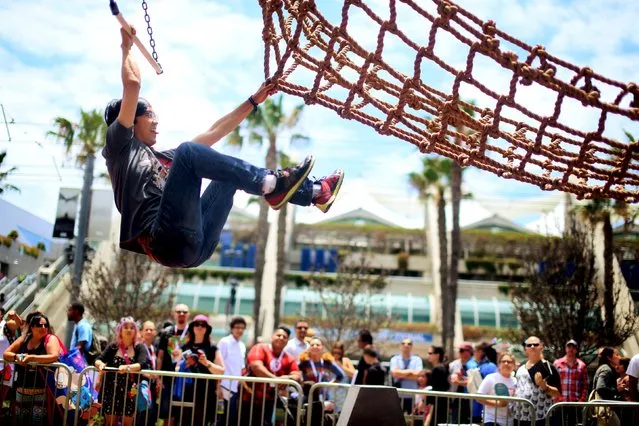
306,383,538,426
545,400,639,426
1,360,73,426
75,366,305,426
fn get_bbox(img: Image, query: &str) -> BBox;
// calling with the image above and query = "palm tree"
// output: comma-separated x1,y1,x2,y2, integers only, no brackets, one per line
0,151,19,195
409,156,452,349
575,130,639,341
448,103,475,356
273,151,296,327
227,96,308,336
48,109,107,310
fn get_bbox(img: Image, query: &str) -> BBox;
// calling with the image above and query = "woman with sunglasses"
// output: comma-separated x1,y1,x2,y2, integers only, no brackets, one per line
95,317,149,426
3,313,63,425
172,314,224,426
476,352,517,426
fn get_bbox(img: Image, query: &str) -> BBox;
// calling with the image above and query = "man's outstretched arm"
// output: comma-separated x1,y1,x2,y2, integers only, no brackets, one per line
117,26,141,128
192,81,276,147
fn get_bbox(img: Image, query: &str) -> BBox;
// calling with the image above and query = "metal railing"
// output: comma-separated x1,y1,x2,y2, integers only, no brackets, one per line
3,363,637,426
545,400,639,426
305,383,538,426
74,366,305,426
1,360,73,426
21,265,70,316
1,273,37,313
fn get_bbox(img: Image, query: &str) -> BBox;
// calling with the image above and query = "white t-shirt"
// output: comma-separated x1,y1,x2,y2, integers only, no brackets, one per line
217,334,246,395
626,353,639,391
477,372,517,425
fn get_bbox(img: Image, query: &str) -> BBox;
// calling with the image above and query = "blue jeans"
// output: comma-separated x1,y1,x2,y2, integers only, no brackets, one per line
149,142,313,267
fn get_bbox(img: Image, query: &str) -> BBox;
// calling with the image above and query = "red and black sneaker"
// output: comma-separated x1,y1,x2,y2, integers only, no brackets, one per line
265,155,315,210
313,169,344,213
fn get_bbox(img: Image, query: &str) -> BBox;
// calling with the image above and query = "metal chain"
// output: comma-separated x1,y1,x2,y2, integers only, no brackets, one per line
141,0,160,68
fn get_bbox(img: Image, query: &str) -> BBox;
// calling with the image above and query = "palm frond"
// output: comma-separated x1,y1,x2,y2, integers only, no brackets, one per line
0,183,20,194
278,150,295,168
248,131,264,145
286,104,305,129
290,133,310,147
226,126,244,147
48,117,76,154
460,100,476,118
49,109,107,165
623,130,636,143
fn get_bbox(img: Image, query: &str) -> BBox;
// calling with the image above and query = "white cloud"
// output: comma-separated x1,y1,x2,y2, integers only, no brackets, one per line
1,0,638,227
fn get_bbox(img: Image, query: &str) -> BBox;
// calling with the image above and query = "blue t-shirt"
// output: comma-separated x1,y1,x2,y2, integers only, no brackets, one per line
390,354,424,390
70,319,93,354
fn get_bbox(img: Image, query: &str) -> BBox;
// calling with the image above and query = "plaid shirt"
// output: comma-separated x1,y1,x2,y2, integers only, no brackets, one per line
553,356,588,402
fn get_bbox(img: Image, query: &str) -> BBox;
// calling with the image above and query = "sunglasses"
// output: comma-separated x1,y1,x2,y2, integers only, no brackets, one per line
32,323,48,328
142,110,158,120
193,322,208,328
427,352,435,355
500,360,514,364
175,310,188,314
526,343,541,348
296,326,308,330
402,342,413,346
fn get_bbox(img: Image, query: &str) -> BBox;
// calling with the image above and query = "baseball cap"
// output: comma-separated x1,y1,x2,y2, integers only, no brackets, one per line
566,339,578,347
459,342,473,351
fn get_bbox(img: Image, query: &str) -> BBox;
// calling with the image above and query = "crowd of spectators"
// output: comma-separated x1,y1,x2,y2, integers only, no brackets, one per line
1,304,639,425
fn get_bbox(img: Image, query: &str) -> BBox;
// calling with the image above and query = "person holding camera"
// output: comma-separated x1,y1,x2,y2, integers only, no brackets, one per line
173,315,224,426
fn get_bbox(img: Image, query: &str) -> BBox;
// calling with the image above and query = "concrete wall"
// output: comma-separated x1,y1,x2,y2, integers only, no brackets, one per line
0,243,47,279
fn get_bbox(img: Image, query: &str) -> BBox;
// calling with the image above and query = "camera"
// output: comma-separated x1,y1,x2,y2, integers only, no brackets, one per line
182,349,199,360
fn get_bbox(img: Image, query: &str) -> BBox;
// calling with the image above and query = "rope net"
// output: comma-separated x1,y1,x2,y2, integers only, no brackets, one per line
259,0,639,202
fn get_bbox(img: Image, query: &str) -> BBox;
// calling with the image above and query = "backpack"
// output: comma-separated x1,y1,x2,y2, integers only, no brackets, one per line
75,324,101,365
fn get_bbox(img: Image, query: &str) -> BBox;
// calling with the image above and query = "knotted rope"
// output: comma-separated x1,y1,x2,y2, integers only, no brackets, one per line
259,0,639,202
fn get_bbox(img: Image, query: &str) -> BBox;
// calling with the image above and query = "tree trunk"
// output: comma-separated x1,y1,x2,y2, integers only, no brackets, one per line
67,153,94,347
253,201,268,339
449,161,462,357
437,191,449,353
253,136,279,339
602,212,615,339
274,203,288,327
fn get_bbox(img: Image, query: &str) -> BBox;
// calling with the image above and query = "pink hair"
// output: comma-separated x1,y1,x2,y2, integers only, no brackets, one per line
115,316,140,347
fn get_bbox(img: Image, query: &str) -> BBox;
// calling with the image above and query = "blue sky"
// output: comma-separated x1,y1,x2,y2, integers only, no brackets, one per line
1,0,638,231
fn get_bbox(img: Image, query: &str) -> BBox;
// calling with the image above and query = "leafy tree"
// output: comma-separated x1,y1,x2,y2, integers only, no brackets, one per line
227,96,308,336
305,255,391,353
448,102,475,357
408,157,452,352
48,109,107,164
274,151,295,327
79,243,176,339
48,109,107,295
510,226,638,364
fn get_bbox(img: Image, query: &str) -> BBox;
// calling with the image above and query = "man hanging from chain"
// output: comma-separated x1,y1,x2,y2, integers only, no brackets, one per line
102,26,344,268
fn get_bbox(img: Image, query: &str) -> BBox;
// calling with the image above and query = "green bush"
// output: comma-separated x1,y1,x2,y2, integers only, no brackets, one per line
7,230,19,240
0,235,12,248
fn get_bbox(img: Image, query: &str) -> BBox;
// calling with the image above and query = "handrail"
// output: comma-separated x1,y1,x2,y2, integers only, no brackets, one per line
21,265,70,316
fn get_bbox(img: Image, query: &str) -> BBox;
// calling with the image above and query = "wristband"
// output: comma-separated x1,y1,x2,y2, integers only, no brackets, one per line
248,96,259,112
